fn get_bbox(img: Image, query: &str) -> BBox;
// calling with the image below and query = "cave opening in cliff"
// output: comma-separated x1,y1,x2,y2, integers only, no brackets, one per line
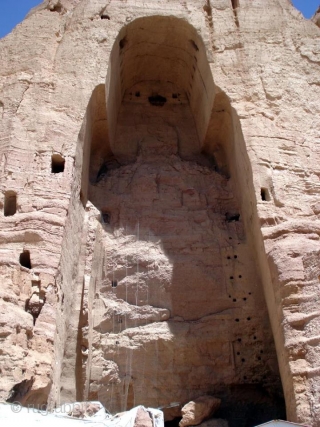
4,190,17,216
19,250,31,269
261,188,270,202
102,212,111,224
51,153,65,173
77,15,286,426
148,94,167,106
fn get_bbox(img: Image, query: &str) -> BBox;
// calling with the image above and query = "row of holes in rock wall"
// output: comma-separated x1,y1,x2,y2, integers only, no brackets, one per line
118,91,182,106
104,250,268,386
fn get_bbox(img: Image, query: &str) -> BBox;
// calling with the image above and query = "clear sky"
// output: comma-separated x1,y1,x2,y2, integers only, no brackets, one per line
0,0,319,39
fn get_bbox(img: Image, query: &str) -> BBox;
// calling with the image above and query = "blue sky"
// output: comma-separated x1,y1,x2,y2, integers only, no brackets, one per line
0,0,319,39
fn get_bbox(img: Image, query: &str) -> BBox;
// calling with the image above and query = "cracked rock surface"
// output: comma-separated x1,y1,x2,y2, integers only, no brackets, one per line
0,0,320,426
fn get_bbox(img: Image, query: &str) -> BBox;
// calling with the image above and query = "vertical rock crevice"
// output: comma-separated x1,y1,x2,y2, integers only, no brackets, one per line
203,0,213,29
231,0,240,28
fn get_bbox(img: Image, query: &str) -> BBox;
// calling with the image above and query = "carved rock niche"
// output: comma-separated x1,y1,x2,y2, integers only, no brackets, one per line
78,16,286,425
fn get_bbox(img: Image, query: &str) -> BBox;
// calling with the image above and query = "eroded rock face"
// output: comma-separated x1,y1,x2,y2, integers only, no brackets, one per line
85,149,281,416
78,40,284,414
0,0,320,426
0,268,57,407
312,7,320,28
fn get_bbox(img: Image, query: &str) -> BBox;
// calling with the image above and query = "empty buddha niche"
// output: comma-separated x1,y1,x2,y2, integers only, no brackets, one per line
81,16,285,426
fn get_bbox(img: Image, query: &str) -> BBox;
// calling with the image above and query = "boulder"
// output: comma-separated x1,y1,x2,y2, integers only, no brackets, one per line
179,396,221,427
134,407,153,427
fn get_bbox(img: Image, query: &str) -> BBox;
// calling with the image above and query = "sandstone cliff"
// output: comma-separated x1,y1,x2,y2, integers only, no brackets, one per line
0,1,320,426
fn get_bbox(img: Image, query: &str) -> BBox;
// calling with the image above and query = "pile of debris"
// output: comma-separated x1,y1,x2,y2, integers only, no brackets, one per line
0,398,305,427
0,402,163,427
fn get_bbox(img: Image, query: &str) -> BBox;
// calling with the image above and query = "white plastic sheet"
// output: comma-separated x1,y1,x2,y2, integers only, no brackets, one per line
0,402,164,427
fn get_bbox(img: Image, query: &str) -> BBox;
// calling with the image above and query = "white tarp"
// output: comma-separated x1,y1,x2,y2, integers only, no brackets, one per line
255,421,310,427
0,402,164,427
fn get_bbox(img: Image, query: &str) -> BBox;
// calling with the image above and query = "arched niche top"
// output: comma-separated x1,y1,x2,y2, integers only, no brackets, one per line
106,15,216,153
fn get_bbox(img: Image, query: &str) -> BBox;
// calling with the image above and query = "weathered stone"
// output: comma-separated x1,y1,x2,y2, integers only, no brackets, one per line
180,396,221,427
0,0,320,426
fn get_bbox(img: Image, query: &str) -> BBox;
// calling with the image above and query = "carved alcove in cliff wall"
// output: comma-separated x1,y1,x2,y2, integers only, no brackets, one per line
79,16,286,427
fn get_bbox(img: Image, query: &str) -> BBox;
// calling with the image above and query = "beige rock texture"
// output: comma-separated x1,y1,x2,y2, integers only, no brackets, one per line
180,396,221,427
0,0,320,426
